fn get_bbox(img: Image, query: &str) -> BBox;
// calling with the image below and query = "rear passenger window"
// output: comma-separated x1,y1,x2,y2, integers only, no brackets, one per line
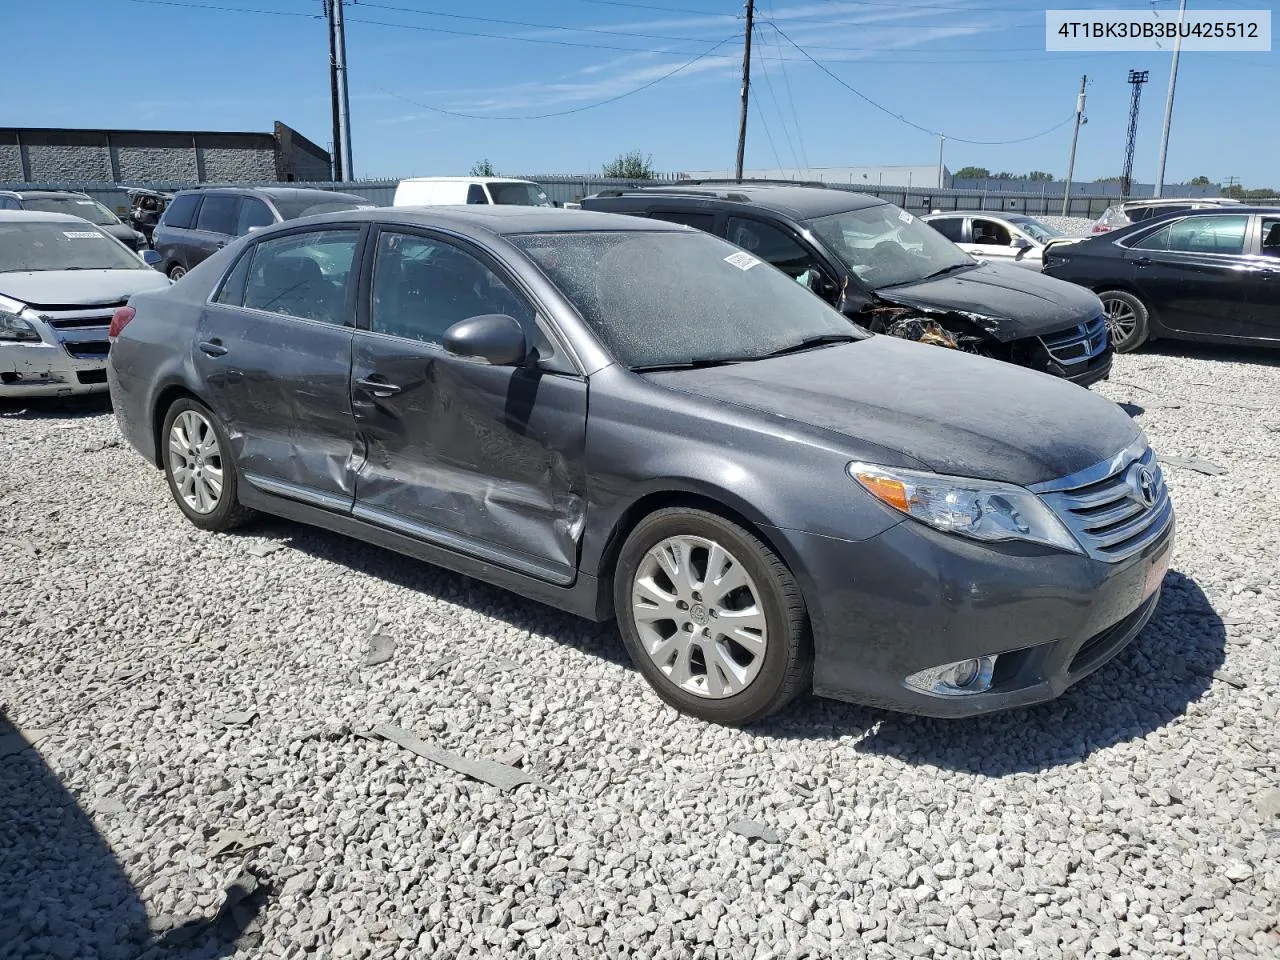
242,229,360,324
195,196,240,236
1167,215,1248,255
214,249,254,306
162,193,201,228
928,217,964,242
726,217,825,281
649,211,715,232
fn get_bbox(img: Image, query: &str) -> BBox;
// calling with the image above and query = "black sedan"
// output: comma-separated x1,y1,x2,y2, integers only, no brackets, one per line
107,207,1171,725
1043,206,1280,352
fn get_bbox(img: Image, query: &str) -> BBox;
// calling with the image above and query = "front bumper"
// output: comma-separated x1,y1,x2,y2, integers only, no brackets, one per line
1,342,108,397
771,511,1174,718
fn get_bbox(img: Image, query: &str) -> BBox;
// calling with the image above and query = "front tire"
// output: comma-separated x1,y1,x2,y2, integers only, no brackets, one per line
161,398,252,531
168,264,187,281
613,508,812,725
1099,289,1150,353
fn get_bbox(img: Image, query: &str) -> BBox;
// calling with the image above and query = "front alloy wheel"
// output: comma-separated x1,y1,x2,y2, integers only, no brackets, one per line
1099,290,1150,353
614,508,812,725
632,535,768,699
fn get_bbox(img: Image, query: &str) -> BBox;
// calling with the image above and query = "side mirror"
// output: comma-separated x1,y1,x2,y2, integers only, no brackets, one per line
443,314,528,366
1010,236,1033,250
141,249,162,268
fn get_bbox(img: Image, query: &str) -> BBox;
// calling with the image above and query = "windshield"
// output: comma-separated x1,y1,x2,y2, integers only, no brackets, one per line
272,197,370,220
21,196,121,226
510,231,862,368
0,221,146,272
807,203,972,289
1008,216,1063,243
489,182,552,207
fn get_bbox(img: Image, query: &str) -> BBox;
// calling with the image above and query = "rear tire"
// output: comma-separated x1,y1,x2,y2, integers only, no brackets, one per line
1099,290,1150,353
161,398,253,531
613,508,812,725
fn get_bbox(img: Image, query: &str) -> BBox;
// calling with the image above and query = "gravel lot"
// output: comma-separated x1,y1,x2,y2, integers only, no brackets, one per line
3,344,1279,960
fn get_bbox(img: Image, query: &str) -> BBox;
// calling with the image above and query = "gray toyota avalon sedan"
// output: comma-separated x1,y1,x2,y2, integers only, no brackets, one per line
106,207,1174,725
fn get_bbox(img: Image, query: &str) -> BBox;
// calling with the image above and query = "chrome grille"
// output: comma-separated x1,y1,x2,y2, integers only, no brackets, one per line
1032,439,1172,563
1039,315,1108,366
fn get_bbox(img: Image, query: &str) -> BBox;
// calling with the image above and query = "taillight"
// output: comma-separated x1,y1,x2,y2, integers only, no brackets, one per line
108,305,136,340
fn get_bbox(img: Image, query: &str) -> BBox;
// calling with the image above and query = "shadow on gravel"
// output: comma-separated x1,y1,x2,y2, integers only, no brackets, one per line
1140,340,1280,369
762,571,1227,775
243,519,632,669
0,395,113,420
0,709,268,959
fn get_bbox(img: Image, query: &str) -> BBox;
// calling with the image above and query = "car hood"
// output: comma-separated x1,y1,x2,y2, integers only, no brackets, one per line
0,269,171,309
643,335,1139,488
872,261,1103,340
100,222,141,243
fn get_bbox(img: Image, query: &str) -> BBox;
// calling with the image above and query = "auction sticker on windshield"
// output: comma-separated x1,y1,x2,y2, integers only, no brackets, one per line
899,211,914,224
63,231,103,239
1047,9,1270,50
724,251,761,271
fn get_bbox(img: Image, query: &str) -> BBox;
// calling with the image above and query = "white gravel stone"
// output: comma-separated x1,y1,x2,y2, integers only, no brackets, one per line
3,350,1280,959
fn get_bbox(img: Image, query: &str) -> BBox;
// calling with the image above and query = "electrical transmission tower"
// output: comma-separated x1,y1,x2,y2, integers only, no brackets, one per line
1120,69,1149,201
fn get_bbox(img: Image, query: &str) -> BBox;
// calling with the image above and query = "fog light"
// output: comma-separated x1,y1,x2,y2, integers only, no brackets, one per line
905,656,997,697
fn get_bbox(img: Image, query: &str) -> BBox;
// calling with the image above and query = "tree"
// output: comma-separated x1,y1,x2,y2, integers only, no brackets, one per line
469,158,496,177
953,166,990,179
1026,171,1054,182
1223,184,1245,198
602,150,655,179
1188,175,1211,186
1094,175,1125,184
992,171,1015,180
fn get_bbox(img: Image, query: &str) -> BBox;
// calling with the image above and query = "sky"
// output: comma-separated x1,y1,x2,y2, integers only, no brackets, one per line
6,0,1279,185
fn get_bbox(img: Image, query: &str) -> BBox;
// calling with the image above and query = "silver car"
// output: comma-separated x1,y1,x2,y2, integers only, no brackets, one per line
922,212,1071,270
0,211,170,398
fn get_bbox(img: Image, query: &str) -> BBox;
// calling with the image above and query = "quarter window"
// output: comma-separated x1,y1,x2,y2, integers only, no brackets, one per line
649,211,716,232
1261,217,1280,258
242,229,360,324
1166,215,1248,255
370,231,533,344
214,249,253,306
928,217,964,242
195,195,240,236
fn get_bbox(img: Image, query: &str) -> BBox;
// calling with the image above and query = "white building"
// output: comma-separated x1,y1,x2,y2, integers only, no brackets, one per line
678,164,950,189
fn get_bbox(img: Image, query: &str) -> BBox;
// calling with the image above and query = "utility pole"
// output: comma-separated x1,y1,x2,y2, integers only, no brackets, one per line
937,133,945,189
734,0,754,182
325,0,343,181
1120,69,1149,201
333,0,354,181
1061,74,1088,216
1152,0,1188,198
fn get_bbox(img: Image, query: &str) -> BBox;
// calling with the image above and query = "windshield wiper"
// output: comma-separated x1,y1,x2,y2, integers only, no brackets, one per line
630,357,747,372
754,333,862,360
882,262,973,287
632,334,861,372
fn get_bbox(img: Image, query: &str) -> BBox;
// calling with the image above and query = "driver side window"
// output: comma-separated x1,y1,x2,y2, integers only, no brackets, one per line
971,219,1012,246
371,231,535,344
725,217,830,292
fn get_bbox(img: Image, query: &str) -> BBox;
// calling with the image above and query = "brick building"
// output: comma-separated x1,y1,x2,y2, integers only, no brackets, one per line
0,121,331,184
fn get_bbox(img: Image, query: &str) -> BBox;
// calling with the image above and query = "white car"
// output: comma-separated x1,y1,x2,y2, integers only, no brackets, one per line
0,211,170,398
393,176,552,208
922,212,1073,270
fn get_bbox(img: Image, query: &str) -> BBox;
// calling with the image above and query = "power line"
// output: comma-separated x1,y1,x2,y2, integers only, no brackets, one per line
767,22,1076,145
126,0,319,17
763,2,808,167
749,90,787,173
752,32,803,171
379,34,739,120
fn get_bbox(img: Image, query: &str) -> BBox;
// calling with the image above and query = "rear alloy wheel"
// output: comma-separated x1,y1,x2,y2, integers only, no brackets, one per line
614,509,811,725
1099,290,1150,353
168,264,187,281
161,399,252,531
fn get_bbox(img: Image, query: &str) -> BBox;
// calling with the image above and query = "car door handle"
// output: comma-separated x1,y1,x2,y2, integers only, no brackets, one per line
1132,256,1152,267
198,340,228,357
355,377,402,398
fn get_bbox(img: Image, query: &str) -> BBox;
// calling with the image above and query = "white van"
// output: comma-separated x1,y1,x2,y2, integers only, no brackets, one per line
393,177,552,208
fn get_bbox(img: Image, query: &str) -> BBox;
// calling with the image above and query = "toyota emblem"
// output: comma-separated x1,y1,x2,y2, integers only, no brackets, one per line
1132,465,1158,508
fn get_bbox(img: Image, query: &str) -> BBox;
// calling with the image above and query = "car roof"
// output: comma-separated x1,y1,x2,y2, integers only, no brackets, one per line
398,177,537,185
1123,197,1241,207
276,205,687,237
0,210,96,223
595,183,886,220
173,186,368,203
9,189,93,199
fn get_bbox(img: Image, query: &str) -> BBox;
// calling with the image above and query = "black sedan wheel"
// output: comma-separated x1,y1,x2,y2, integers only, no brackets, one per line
614,508,812,725
1099,290,1150,353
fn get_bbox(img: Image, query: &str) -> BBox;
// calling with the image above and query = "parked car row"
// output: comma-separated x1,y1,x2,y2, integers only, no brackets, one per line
101,203,1174,725
0,189,148,251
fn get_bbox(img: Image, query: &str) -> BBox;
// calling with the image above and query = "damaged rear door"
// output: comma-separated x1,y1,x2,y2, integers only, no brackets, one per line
350,227,587,586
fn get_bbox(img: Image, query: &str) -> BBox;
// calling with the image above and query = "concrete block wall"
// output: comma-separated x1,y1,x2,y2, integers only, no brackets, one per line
195,146,279,182
0,141,21,181
113,144,199,181
25,141,113,181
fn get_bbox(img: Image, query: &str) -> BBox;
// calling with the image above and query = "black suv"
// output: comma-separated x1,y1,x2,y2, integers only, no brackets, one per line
152,186,372,280
583,183,1112,387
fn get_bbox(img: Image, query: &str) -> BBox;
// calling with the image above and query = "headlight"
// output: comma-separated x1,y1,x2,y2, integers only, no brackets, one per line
0,311,41,343
847,461,1082,554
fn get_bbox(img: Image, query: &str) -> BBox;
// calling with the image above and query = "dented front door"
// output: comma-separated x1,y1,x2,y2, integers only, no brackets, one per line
349,228,587,586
